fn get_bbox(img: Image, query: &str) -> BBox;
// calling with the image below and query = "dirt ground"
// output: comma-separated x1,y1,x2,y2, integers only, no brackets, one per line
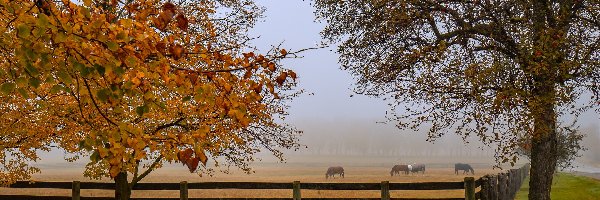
1,162,505,199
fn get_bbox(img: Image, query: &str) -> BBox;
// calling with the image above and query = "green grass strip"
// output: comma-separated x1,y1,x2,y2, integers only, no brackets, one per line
515,172,600,200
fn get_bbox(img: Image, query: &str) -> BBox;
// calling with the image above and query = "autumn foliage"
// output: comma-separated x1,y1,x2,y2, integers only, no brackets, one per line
0,0,301,189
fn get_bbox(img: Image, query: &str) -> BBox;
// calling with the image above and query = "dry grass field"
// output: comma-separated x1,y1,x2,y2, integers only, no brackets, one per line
0,160,507,199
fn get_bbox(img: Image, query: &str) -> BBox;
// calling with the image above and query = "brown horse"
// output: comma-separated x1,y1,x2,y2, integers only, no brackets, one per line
390,165,409,176
325,166,344,179
455,163,474,175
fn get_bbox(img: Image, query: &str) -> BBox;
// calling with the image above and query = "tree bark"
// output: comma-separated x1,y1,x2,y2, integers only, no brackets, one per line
115,172,131,200
528,87,558,200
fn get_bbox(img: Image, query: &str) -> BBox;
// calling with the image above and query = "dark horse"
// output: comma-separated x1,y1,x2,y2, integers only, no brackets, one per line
390,165,410,176
326,166,344,179
455,163,475,175
409,163,425,174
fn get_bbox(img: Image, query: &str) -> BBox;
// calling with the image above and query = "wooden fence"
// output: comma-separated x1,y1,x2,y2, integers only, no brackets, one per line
478,163,530,200
4,164,529,200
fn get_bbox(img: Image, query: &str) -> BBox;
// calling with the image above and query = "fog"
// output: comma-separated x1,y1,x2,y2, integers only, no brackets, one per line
263,117,600,169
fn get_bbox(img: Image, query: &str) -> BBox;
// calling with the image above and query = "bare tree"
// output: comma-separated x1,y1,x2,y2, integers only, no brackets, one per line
314,0,600,199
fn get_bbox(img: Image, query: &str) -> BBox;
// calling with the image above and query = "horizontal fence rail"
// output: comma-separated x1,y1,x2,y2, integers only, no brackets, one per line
0,197,467,200
4,164,530,200
5,180,471,200
7,181,465,191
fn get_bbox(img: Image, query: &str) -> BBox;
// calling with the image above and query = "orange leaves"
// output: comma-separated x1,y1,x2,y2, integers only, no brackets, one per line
279,49,288,56
185,157,200,172
152,15,169,31
275,70,297,85
243,52,255,58
162,2,177,13
177,148,207,173
175,14,189,31
124,3,140,13
267,63,276,72
154,2,177,31
276,72,287,86
155,42,167,54
153,2,189,32
251,82,263,94
169,44,185,60
288,71,297,81
177,148,193,162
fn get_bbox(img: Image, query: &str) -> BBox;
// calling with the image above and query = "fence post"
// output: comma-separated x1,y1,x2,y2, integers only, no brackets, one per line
511,169,518,199
72,181,80,200
180,181,188,200
464,177,475,200
293,181,301,200
480,176,489,200
381,181,390,200
506,172,511,200
490,175,498,200
507,170,513,199
498,173,507,200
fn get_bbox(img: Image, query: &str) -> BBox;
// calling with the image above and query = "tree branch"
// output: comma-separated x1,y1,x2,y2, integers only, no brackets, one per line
131,155,162,186
83,78,117,126
151,117,186,134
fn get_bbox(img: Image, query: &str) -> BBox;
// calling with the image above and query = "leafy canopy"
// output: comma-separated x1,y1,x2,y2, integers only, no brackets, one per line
314,0,599,165
0,0,301,185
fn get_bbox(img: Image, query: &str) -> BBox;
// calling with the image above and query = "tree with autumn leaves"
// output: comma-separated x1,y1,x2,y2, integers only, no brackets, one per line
0,0,301,199
315,0,599,199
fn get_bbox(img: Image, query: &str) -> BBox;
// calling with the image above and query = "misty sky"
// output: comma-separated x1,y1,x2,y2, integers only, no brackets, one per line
248,0,600,163
249,1,599,130
251,0,391,122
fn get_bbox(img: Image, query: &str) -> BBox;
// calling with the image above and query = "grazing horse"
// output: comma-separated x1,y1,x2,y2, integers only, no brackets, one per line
455,163,475,175
390,165,410,176
326,166,344,179
409,163,426,174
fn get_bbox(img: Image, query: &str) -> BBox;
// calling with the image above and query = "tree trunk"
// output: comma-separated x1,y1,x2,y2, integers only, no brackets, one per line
528,87,558,200
115,172,131,200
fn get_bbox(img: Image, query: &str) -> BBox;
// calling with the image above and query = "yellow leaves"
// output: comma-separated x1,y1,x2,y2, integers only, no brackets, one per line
136,71,145,79
83,0,93,7
16,24,31,38
98,147,108,158
106,41,119,51
0,0,299,185
195,149,208,168
223,82,232,93
228,109,245,122
192,126,210,139
109,165,120,178
134,151,146,160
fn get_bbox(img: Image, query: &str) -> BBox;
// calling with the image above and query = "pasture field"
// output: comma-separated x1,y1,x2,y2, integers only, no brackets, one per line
515,172,600,200
0,162,504,199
